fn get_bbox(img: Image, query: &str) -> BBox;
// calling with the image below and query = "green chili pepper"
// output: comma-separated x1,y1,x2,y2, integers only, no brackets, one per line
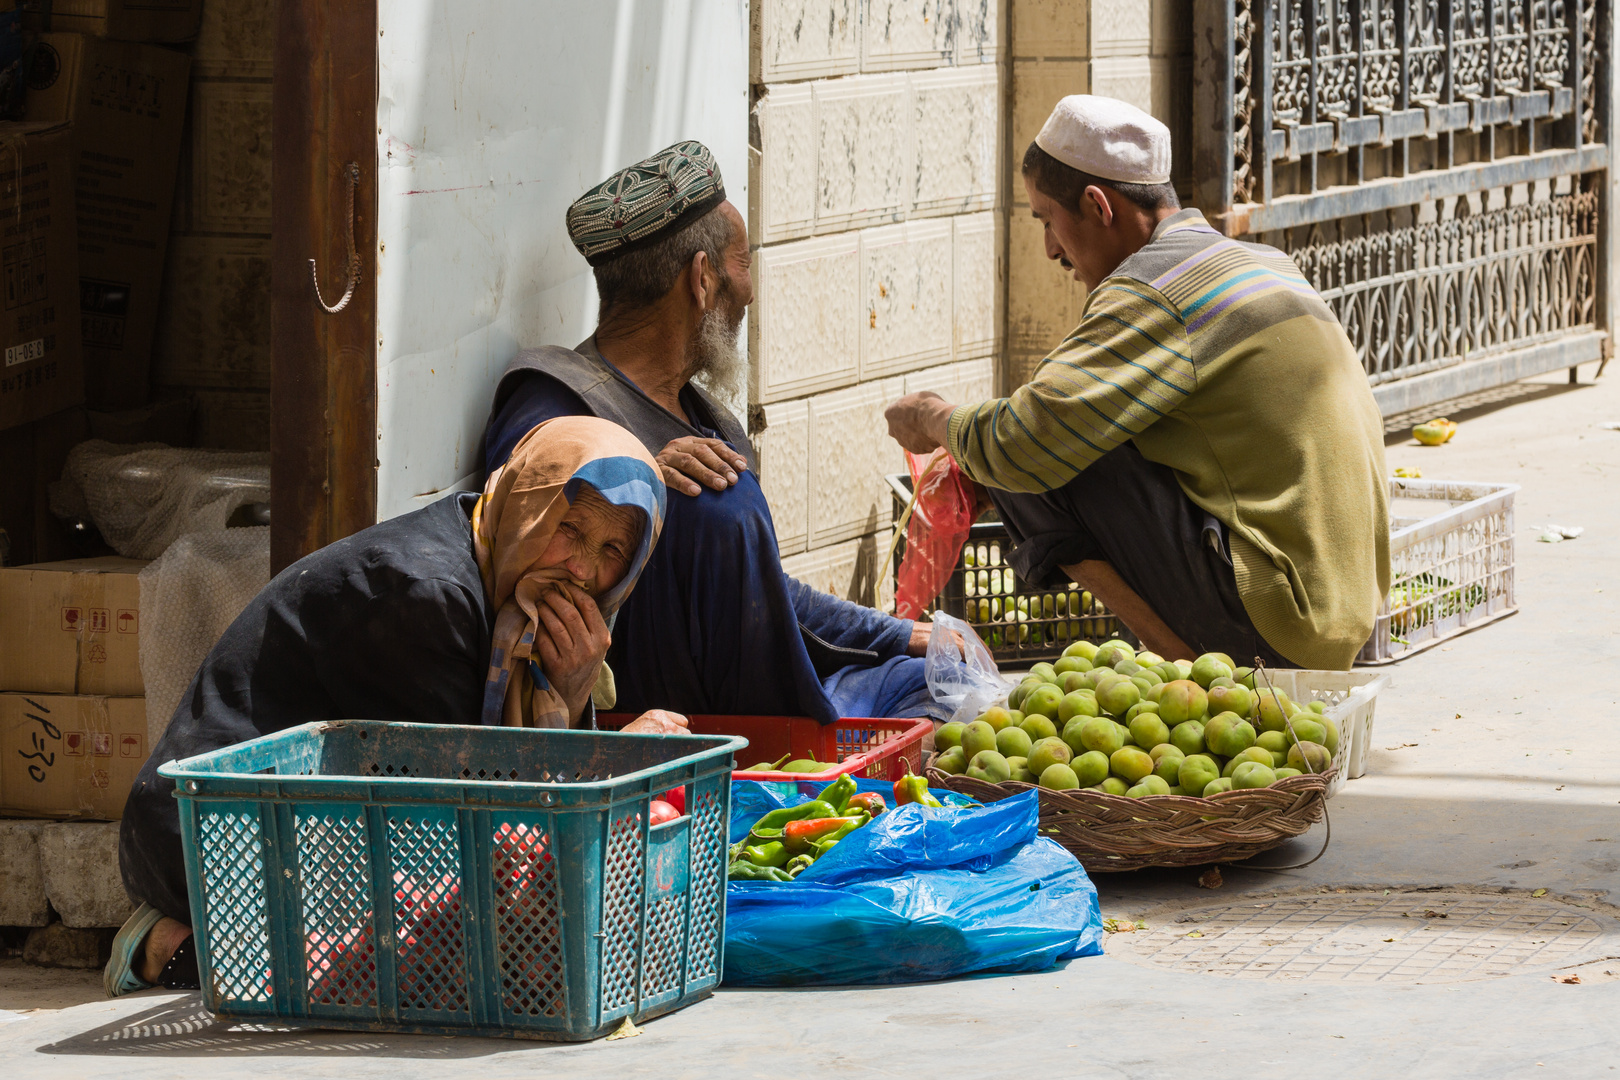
741,841,789,868
783,817,850,854
747,800,837,844
806,812,868,857
785,854,815,879
846,791,887,817
894,774,943,808
728,861,793,883
821,774,858,814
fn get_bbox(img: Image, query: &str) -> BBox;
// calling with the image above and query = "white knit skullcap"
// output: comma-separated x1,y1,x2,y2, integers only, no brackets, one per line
1034,95,1172,185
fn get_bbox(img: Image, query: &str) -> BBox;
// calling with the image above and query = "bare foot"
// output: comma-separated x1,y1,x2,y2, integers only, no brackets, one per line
136,916,193,985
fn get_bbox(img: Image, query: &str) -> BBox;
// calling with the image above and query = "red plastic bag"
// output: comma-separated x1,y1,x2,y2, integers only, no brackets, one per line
894,448,981,619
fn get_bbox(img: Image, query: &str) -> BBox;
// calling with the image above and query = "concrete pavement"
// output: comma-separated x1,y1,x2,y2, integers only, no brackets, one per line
3,363,1618,1078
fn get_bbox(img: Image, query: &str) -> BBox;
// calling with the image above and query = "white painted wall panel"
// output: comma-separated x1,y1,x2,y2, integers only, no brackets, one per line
374,0,750,520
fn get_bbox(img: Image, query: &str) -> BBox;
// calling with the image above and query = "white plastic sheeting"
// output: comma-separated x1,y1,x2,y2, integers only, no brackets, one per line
138,527,271,745
374,0,750,520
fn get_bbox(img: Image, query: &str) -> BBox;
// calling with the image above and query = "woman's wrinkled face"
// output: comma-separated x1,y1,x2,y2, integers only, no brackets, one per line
534,486,644,597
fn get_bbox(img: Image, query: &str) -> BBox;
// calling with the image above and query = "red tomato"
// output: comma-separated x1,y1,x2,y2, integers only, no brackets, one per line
648,799,682,826
658,786,686,814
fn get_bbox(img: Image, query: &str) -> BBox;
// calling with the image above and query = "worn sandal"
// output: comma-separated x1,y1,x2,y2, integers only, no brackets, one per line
103,901,164,997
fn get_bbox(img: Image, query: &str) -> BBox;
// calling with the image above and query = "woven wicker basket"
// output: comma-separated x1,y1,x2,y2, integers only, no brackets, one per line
926,761,1334,872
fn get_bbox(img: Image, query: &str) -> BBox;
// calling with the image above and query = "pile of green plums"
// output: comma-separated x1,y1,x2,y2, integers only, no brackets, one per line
930,640,1339,799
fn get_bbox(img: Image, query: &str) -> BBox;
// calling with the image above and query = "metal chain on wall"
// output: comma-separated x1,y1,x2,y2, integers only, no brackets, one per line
1194,0,1610,411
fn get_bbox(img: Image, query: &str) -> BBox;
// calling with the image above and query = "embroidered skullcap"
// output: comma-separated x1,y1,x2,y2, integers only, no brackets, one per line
566,141,727,266
1035,95,1172,185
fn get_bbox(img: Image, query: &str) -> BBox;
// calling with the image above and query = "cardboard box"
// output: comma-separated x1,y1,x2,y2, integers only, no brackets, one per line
0,121,85,433
20,0,203,45
0,557,146,696
0,693,145,819
24,34,190,411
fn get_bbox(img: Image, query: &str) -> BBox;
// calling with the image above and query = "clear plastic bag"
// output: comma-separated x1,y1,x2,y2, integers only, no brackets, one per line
894,448,980,619
924,610,1013,725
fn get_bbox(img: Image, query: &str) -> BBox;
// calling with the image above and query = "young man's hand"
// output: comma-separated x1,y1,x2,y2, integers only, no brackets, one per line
656,436,748,496
884,392,956,454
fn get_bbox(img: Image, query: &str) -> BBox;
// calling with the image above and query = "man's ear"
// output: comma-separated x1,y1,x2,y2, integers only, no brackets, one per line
1083,185,1114,229
688,250,716,313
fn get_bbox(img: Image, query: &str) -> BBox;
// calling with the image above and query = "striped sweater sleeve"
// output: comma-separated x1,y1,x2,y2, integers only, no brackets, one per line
946,278,1195,493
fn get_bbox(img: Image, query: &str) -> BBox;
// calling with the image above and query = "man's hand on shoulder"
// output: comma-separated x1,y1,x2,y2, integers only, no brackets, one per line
885,392,955,455
657,436,749,497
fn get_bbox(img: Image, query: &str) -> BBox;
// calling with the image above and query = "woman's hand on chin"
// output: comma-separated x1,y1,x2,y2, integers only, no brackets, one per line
622,709,690,734
534,582,614,724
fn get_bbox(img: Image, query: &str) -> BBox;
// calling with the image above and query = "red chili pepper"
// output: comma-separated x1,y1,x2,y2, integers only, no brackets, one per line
783,817,850,854
894,774,943,808
846,791,887,817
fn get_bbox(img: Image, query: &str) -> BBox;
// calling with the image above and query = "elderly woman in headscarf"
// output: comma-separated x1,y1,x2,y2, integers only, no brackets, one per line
106,416,675,997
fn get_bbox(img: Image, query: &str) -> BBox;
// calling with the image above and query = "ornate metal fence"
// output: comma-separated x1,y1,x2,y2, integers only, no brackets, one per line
1194,0,1610,414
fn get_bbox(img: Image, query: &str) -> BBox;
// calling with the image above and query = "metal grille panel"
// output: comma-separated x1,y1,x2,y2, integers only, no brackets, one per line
197,809,274,1004
599,810,644,1013
491,819,566,1018
387,814,468,1014
1287,182,1597,383
297,811,377,1008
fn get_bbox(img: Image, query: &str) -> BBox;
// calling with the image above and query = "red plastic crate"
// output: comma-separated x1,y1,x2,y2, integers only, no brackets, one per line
599,714,931,783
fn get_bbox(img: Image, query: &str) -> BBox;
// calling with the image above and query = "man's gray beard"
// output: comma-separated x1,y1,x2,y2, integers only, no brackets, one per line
687,305,744,394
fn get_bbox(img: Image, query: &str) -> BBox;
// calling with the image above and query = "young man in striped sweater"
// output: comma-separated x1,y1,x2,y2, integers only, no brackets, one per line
885,95,1390,671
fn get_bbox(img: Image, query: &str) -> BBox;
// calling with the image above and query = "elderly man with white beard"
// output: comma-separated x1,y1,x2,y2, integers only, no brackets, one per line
482,141,941,724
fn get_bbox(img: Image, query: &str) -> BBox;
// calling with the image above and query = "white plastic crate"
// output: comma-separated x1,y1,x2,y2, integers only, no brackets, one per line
1359,479,1519,664
1258,668,1391,799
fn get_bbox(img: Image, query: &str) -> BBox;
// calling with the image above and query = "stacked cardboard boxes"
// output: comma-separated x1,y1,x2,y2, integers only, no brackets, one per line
0,557,147,819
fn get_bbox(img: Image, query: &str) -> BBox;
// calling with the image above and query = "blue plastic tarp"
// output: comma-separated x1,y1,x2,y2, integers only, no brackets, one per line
722,778,1105,986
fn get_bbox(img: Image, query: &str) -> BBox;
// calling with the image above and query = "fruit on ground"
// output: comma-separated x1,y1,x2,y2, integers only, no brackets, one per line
996,726,1033,759
1157,680,1209,726
935,722,966,751
1054,655,1092,675
967,750,1011,783
1093,643,1133,669
1222,746,1276,777
1062,640,1099,661
934,746,968,774
1110,746,1155,783
1178,754,1221,794
1095,677,1141,717
1020,714,1059,742
1256,730,1290,767
1094,777,1129,796
1128,714,1171,750
1206,682,1253,719
1151,745,1186,784
1058,690,1099,722
1028,737,1073,776
1169,720,1207,756
1039,763,1080,790
1283,715,1327,747
962,721,998,758
1009,679,1042,711
1287,741,1332,772
1058,671,1089,694
1125,700,1161,723
1073,750,1110,787
1202,777,1235,796
1078,716,1126,756
1152,662,1183,685
1127,775,1171,798
1190,654,1234,688
1231,761,1277,789
1060,717,1090,756
1024,684,1065,721
1030,662,1059,683
1205,712,1258,757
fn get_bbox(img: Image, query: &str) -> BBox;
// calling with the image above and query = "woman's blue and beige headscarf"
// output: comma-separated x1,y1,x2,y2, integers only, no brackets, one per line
471,416,664,728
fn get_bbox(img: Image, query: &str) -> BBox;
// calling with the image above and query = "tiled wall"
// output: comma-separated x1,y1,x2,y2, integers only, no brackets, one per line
151,0,275,451
1006,0,1192,385
749,0,1005,608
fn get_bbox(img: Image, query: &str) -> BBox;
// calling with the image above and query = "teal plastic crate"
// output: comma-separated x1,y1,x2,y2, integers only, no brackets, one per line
159,720,746,1041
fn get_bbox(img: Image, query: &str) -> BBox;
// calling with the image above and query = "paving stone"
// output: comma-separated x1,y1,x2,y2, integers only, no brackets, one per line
40,822,135,929
0,820,50,927
23,922,105,969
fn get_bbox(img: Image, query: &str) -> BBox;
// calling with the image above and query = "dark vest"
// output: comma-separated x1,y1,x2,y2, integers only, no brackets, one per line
488,339,758,471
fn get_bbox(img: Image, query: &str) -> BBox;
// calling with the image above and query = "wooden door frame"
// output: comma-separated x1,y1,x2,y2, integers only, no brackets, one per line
270,0,379,574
